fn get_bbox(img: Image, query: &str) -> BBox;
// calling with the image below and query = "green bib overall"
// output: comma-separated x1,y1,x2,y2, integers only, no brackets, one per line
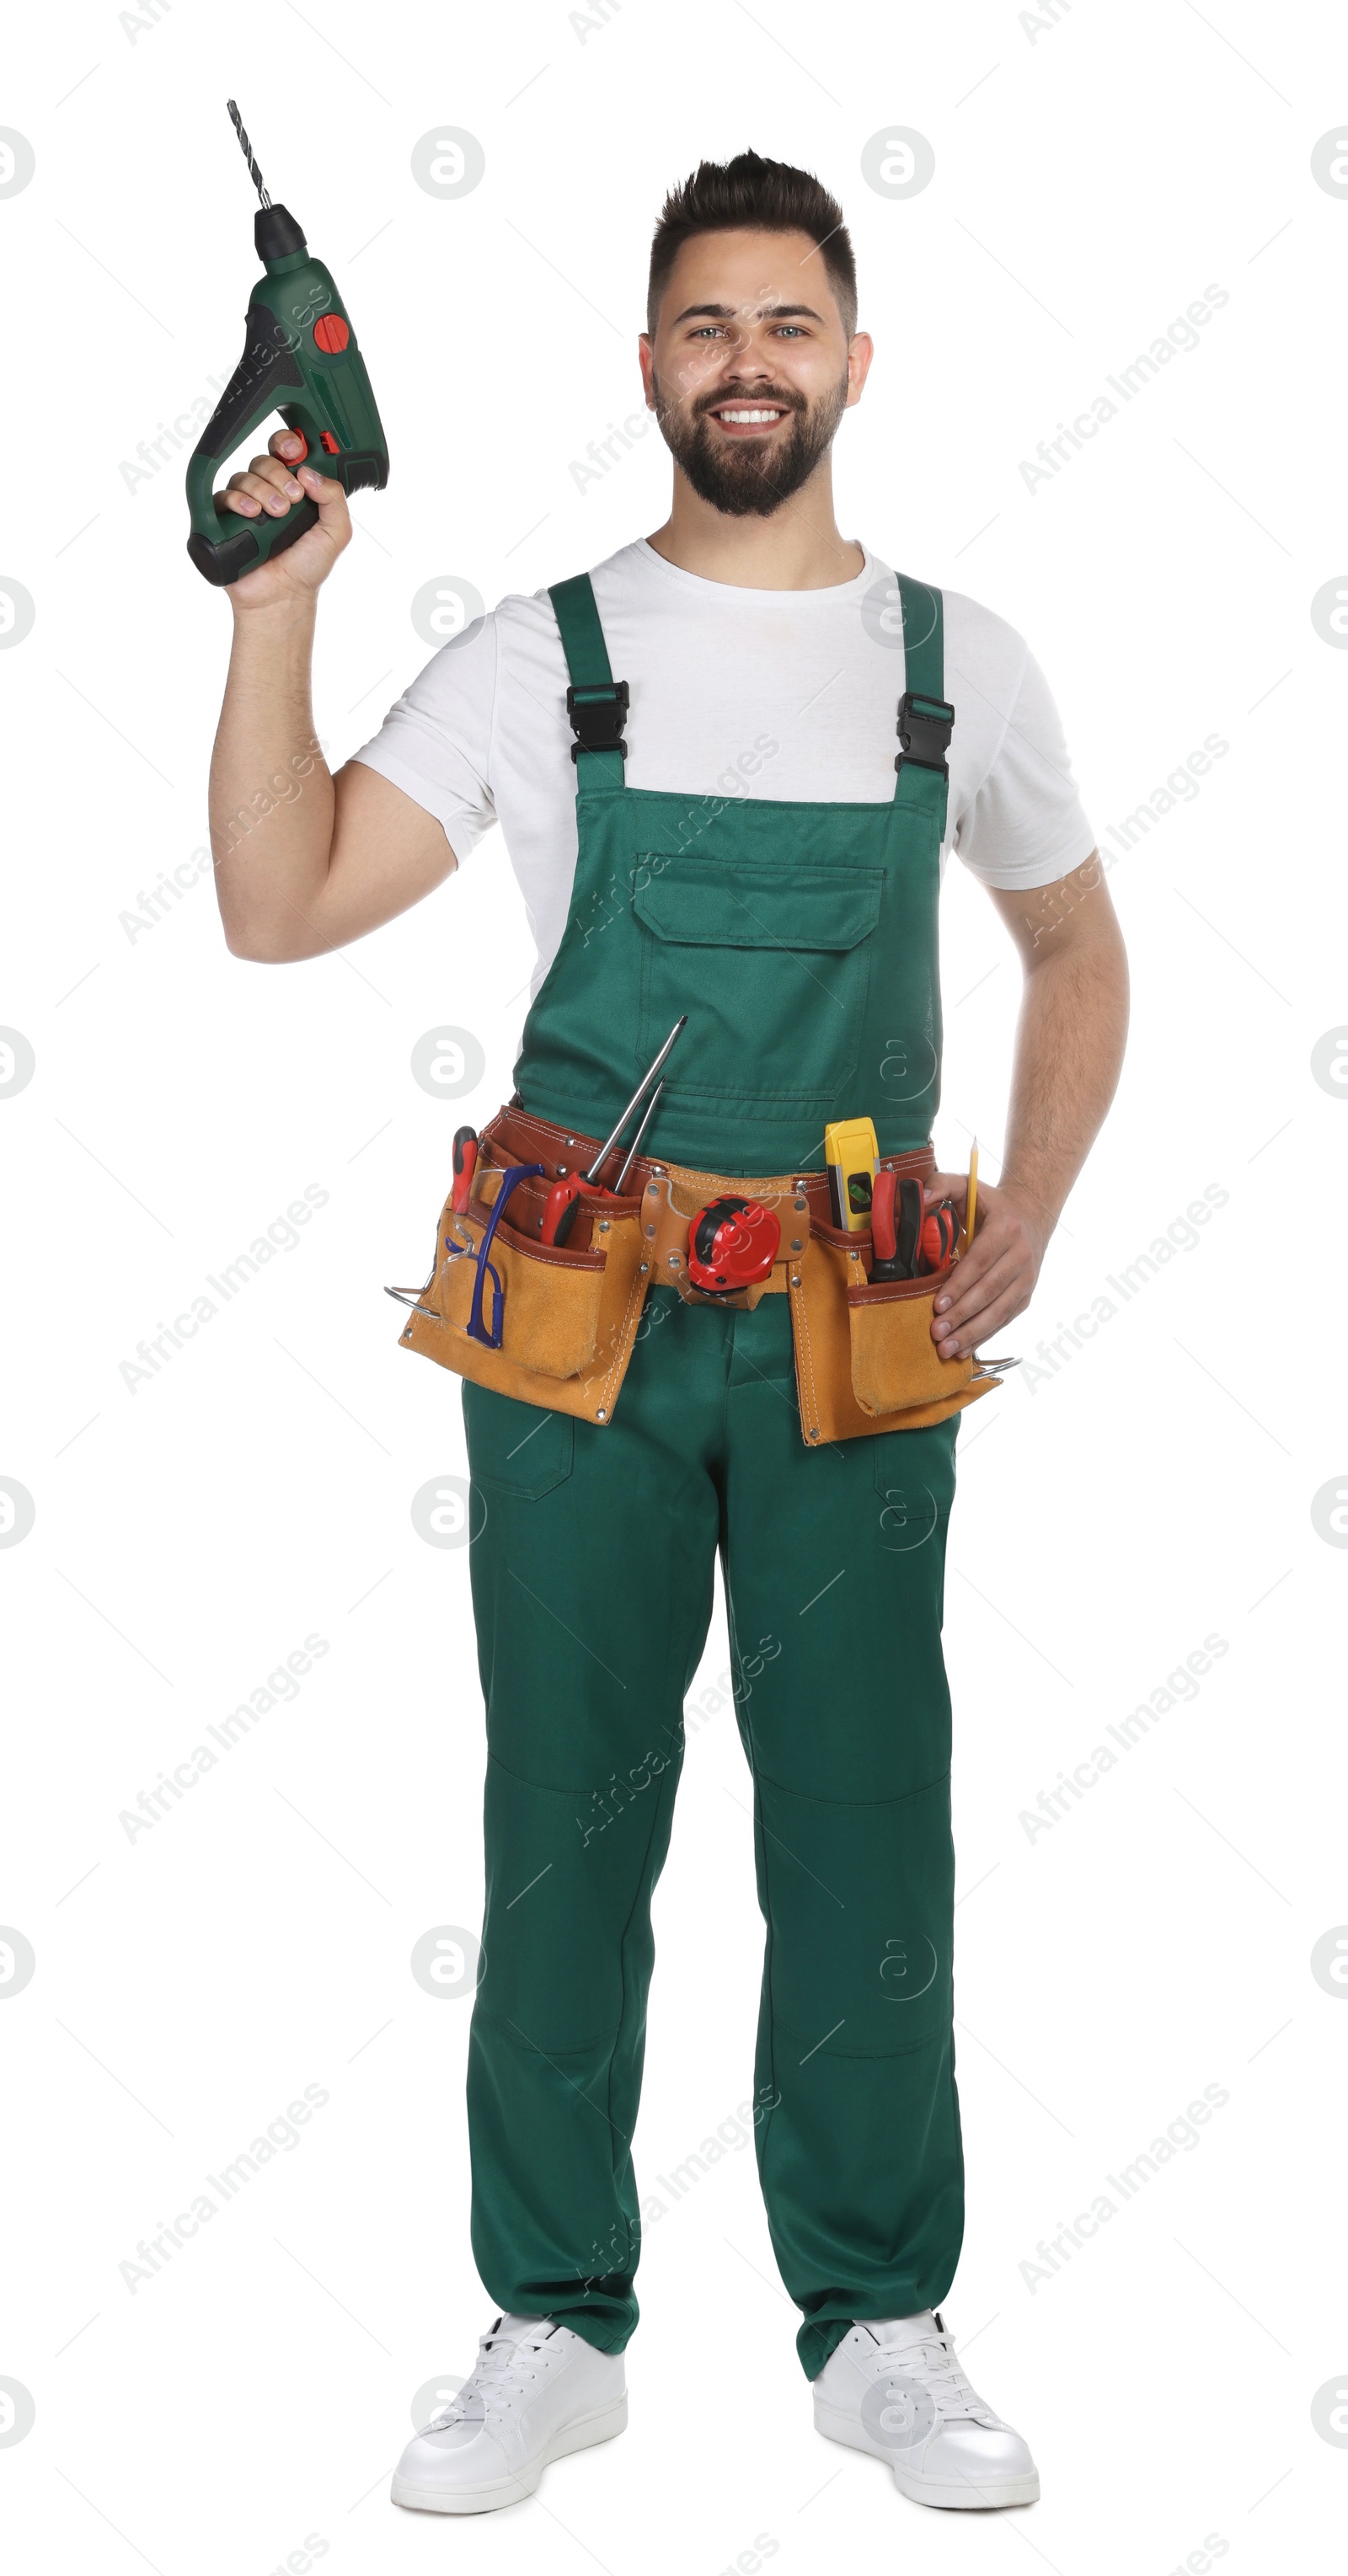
512,568,949,1171
463,569,966,2380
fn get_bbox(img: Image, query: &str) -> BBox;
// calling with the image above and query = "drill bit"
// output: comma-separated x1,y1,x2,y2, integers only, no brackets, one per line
226,99,271,208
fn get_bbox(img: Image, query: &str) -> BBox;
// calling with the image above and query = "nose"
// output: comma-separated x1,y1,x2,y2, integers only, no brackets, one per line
719,334,776,377
712,363,781,398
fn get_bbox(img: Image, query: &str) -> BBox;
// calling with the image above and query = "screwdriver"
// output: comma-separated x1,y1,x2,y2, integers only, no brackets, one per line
540,1017,686,1247
611,1081,665,1190
452,1125,479,1216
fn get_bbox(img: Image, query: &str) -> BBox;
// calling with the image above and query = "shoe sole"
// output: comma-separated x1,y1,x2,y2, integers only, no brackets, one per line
390,2392,628,2515
813,2400,1040,2510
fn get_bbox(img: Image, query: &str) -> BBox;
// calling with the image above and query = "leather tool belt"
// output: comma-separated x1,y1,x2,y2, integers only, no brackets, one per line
393,1100,1003,1446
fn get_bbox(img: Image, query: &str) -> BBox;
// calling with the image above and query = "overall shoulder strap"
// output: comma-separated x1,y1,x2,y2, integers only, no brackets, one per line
548,573,629,797
894,575,955,788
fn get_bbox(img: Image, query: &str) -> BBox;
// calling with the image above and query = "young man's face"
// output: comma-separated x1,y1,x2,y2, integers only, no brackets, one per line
639,226,872,518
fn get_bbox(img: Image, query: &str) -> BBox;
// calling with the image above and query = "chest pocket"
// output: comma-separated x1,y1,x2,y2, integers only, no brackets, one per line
633,854,884,1110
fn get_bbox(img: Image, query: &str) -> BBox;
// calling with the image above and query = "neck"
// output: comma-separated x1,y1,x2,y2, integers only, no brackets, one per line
645,458,864,591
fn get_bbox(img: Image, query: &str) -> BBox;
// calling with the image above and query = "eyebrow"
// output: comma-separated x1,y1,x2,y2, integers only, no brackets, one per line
669,301,826,327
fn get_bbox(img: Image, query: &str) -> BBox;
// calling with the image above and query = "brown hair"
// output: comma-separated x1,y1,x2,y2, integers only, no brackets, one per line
647,150,857,339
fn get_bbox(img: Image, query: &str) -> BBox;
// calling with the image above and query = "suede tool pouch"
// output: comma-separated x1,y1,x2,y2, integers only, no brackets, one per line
395,1167,651,1428
435,1203,606,1378
788,1229,999,1446
848,1264,974,1415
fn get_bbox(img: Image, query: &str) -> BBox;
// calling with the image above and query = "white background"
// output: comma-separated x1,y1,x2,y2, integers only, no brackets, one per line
3,4,1346,2573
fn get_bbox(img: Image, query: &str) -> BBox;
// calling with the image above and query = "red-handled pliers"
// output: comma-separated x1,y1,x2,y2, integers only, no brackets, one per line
870,1172,955,1280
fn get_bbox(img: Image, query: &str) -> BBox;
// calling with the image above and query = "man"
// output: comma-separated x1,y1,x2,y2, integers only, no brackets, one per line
208,150,1126,2518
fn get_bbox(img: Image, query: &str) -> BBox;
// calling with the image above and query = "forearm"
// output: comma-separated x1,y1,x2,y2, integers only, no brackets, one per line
209,598,334,959
998,920,1129,1232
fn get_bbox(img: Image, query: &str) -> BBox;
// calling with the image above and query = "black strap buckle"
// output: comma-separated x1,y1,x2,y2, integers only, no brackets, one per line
566,680,629,762
895,690,955,776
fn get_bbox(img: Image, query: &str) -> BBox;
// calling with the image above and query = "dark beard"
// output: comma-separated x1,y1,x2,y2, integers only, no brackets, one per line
651,370,850,518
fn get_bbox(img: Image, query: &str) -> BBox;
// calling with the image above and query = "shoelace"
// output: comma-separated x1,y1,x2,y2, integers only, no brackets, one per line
871,2326,996,2427
426,2323,557,2429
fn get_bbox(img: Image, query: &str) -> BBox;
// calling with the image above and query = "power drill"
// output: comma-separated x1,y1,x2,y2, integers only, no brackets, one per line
186,101,388,586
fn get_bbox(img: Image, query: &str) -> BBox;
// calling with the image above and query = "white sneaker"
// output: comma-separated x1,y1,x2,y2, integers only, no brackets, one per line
391,2313,627,2515
812,2309,1040,2509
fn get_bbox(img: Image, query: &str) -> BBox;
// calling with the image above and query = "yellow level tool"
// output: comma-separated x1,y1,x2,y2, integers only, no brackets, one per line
824,1117,879,1232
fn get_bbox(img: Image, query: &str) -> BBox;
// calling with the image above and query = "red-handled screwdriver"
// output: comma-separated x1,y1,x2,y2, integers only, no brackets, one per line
540,1018,686,1246
541,1084,665,1248
452,1125,479,1216
871,1166,899,1269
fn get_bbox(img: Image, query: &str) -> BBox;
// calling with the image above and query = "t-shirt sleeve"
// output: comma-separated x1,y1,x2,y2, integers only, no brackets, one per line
953,641,1097,892
348,612,500,862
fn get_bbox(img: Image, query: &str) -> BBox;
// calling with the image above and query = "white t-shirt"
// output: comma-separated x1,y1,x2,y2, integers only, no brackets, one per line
352,538,1095,999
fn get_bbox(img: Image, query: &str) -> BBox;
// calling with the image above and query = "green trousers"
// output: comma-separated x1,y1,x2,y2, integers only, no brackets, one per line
463,1288,964,2381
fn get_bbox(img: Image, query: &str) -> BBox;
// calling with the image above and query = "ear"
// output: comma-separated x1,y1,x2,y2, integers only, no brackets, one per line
845,331,875,407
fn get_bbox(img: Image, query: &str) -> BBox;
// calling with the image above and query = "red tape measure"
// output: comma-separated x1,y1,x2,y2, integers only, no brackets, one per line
686,1194,781,1295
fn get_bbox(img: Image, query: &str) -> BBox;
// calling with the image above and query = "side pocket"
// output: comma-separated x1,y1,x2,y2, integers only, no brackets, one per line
848,1269,973,1415
463,1380,575,1498
874,1419,958,1631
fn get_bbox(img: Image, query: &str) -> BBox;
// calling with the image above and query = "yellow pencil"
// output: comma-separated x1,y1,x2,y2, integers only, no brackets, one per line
966,1138,978,1249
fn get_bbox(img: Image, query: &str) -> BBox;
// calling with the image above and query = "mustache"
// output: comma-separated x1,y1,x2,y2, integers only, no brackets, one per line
692,384,807,419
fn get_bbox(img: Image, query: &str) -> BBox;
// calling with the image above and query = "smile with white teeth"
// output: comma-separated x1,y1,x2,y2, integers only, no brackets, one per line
713,405,786,425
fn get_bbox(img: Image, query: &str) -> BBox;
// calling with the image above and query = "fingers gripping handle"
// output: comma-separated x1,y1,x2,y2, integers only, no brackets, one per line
185,300,320,585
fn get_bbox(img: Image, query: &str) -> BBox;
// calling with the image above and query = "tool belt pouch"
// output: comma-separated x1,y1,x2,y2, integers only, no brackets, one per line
789,1227,1000,1445
395,1163,650,1427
